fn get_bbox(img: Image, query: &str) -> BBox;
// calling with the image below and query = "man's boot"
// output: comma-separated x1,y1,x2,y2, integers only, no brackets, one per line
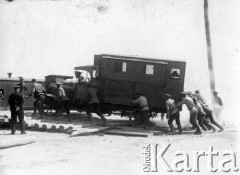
100,115,106,126
177,123,182,134
169,124,174,132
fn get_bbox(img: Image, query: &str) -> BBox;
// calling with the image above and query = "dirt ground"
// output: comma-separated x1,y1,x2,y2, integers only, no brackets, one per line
0,111,240,175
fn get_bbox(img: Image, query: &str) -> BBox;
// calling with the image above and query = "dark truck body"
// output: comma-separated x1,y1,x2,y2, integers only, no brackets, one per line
74,54,186,114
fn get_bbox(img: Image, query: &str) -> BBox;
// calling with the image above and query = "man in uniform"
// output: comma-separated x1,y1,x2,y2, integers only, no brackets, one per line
194,90,206,104
86,83,106,124
27,79,45,117
165,94,182,134
56,83,71,121
131,92,149,128
177,92,202,135
8,85,26,134
17,77,27,97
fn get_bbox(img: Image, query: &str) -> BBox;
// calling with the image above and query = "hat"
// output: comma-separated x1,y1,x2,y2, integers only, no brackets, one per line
213,91,218,95
180,92,187,98
56,82,62,85
19,76,24,80
32,78,36,82
195,90,200,94
186,91,193,95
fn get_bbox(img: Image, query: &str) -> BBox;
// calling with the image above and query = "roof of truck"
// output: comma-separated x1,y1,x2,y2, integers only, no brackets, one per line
99,54,186,63
45,75,73,79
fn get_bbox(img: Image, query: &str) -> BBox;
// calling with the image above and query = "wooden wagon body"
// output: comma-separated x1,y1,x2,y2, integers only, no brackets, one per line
73,54,186,114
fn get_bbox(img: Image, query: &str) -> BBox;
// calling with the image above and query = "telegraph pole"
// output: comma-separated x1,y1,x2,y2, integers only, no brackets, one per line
204,0,215,103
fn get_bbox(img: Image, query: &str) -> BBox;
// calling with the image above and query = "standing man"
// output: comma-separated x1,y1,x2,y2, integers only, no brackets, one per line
131,92,149,128
17,77,27,97
213,91,224,125
56,83,71,121
27,79,45,117
177,92,202,135
86,83,106,124
8,85,26,134
165,94,182,134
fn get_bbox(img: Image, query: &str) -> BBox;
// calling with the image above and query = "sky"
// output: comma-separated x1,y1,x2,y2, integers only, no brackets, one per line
0,0,240,123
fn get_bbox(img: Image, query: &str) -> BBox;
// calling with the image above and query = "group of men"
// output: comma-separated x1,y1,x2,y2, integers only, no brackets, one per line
8,77,48,134
8,77,71,134
131,90,224,135
167,90,224,135
9,77,224,135
8,77,107,134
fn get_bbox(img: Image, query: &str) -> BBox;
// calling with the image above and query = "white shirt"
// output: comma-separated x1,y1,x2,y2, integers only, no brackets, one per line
132,96,149,111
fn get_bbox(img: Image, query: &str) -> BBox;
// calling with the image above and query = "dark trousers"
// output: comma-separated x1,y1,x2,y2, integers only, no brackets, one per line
202,118,217,131
205,112,223,130
11,110,25,134
189,109,202,133
168,111,182,133
139,110,149,126
197,114,208,131
57,100,70,116
34,94,45,116
87,103,106,121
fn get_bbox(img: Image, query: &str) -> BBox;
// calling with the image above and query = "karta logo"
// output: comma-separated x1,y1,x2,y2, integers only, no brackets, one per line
142,144,239,173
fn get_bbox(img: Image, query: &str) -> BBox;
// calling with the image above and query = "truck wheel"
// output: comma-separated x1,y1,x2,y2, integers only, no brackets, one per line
41,98,57,116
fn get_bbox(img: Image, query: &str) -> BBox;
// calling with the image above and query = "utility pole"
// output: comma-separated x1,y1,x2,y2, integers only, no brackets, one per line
204,0,215,104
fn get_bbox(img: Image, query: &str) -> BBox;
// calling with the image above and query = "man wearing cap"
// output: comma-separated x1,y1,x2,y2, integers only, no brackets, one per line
213,91,224,125
132,92,149,128
165,94,182,134
27,79,46,117
86,83,106,124
56,83,71,121
8,85,26,134
177,92,202,135
75,71,84,83
17,77,27,97
194,90,206,104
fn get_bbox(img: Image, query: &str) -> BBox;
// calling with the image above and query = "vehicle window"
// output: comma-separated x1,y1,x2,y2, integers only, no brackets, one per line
170,68,180,79
122,62,127,72
115,62,127,72
146,64,154,75
93,70,96,78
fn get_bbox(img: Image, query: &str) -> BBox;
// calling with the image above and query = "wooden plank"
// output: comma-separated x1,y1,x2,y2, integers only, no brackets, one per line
105,122,130,127
72,124,94,130
116,126,148,132
70,127,113,137
0,136,36,149
116,126,164,135
104,129,149,137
